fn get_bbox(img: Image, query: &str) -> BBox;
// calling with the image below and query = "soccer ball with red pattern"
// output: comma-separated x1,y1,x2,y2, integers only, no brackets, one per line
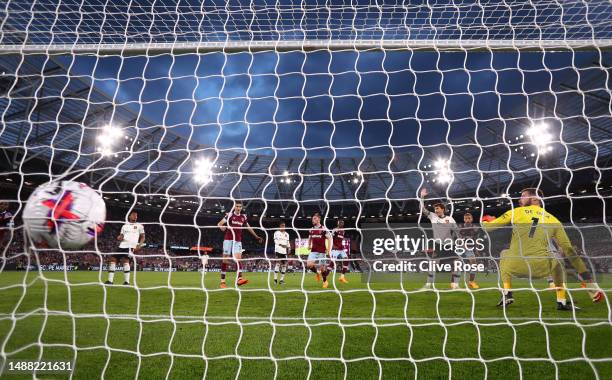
23,181,106,249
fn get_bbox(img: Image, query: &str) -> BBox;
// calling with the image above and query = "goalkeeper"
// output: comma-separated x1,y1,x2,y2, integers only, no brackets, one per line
482,188,604,310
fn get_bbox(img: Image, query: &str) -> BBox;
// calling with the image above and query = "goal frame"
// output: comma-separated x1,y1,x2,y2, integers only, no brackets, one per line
1,39,612,54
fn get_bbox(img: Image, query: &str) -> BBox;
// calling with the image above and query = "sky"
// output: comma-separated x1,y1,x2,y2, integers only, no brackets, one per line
56,48,607,159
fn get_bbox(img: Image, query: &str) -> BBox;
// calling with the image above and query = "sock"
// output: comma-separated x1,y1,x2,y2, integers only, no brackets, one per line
123,263,130,284
236,261,242,279
309,266,318,274
342,263,347,275
280,265,286,281
221,262,227,281
427,271,435,284
579,271,592,281
547,276,554,284
469,271,476,282
451,273,460,284
427,258,436,284
274,263,280,280
503,282,513,299
108,262,116,282
322,269,329,282
556,287,567,304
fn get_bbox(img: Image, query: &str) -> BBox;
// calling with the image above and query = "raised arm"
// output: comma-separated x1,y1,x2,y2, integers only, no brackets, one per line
419,188,431,217
481,210,513,232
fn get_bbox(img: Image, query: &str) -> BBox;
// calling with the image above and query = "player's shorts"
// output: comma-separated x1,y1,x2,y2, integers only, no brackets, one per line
462,250,476,259
112,247,132,261
275,251,288,259
500,254,560,279
307,252,328,266
330,250,347,260
223,240,243,257
433,248,460,266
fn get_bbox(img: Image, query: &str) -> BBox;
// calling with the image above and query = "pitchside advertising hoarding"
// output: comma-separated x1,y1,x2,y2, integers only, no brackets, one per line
294,238,351,256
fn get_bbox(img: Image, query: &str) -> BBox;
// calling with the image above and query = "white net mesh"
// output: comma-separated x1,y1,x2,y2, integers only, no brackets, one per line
0,0,611,378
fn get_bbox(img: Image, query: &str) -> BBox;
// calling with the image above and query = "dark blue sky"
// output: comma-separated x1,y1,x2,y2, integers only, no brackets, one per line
3,0,608,159
60,49,604,158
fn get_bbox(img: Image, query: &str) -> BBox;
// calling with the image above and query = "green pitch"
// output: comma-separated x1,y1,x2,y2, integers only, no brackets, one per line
0,271,610,379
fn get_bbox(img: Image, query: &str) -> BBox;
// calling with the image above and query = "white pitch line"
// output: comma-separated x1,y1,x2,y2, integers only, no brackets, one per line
0,312,609,322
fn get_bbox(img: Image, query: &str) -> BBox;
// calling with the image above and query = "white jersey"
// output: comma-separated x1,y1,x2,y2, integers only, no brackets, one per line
274,230,290,254
119,222,145,249
427,213,456,241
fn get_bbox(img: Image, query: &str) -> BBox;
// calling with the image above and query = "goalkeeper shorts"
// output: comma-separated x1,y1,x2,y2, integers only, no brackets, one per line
500,255,560,279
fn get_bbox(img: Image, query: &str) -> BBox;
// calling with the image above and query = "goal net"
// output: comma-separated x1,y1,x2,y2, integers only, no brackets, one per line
1,0,611,378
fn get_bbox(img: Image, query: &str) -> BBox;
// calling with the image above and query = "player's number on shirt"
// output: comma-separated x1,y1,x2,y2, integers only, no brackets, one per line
528,217,539,238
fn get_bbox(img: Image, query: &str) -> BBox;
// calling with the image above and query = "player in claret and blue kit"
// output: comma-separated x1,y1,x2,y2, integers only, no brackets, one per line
331,219,349,284
306,213,333,288
217,201,263,288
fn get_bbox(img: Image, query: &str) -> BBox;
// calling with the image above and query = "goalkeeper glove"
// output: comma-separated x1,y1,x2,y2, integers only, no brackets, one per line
481,215,496,223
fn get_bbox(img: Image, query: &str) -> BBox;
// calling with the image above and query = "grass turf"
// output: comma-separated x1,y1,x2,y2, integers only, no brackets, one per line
0,271,610,379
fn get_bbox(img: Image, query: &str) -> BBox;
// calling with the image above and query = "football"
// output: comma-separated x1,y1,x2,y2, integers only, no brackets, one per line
23,181,106,249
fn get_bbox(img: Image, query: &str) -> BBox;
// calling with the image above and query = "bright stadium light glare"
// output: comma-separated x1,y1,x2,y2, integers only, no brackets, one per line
434,159,446,169
194,158,214,185
432,159,453,184
280,170,294,185
349,170,363,185
437,172,452,184
96,124,124,156
101,124,123,140
100,147,113,156
526,122,554,154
